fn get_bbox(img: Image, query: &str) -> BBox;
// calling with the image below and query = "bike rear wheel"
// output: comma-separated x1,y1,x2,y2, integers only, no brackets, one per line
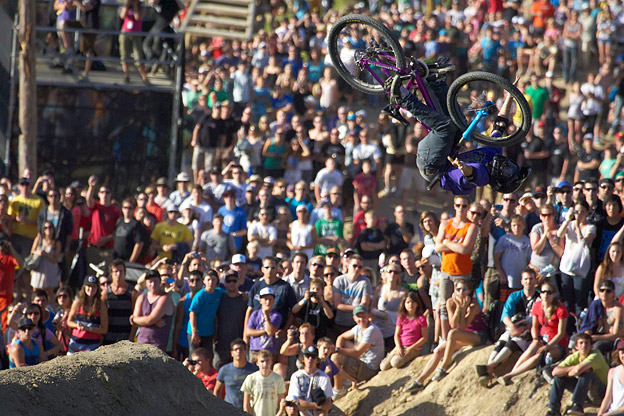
328,14,406,96
447,71,532,147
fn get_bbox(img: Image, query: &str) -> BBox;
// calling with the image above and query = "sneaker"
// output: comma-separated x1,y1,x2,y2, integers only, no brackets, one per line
474,364,488,378
497,376,512,386
431,367,448,381
542,367,554,385
333,387,348,400
381,104,409,126
478,375,490,387
403,379,424,393
384,75,403,106
565,403,584,416
546,409,560,416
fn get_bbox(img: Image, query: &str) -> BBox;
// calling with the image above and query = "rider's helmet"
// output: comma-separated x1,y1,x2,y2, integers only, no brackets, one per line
487,154,531,194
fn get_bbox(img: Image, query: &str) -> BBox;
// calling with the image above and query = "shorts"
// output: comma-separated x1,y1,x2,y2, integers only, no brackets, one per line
68,338,100,354
342,355,379,382
192,146,216,171
119,33,144,63
384,153,404,165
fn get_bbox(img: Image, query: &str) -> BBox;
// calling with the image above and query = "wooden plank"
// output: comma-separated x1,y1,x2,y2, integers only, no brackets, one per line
194,3,250,17
188,15,249,28
185,26,249,40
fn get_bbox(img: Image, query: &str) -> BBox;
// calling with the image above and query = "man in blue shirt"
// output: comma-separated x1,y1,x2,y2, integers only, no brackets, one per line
218,189,247,251
214,339,258,409
188,269,225,356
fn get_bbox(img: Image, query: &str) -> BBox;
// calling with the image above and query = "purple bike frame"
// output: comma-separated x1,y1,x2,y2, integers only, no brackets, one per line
358,55,436,131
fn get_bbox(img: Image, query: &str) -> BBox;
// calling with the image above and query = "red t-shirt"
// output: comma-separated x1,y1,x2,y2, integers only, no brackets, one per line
197,368,219,392
531,300,569,346
488,0,503,13
88,201,121,248
353,173,377,200
0,253,18,298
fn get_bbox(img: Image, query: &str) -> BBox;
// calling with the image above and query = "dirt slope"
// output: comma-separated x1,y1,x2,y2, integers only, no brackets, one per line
0,341,245,416
335,345,602,416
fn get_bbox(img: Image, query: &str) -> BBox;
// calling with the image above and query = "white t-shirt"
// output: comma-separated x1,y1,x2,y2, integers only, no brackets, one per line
314,168,343,196
288,369,333,416
248,222,277,259
240,371,286,416
352,143,382,171
179,198,213,229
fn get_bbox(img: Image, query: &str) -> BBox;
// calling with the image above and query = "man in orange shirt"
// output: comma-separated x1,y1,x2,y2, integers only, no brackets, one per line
530,0,555,36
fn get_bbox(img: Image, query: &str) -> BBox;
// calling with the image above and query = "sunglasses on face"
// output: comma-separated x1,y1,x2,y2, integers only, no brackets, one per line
503,197,517,202
455,203,468,208
573,187,583,191
540,212,553,217
469,211,482,217
225,279,238,284
323,272,336,277
311,262,324,267
600,288,614,293
263,265,276,270
584,187,597,192
558,189,571,194
455,287,470,292
541,290,555,295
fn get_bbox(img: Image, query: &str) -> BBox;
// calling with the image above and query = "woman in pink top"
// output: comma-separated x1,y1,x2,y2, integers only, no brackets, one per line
380,291,428,371
119,0,149,84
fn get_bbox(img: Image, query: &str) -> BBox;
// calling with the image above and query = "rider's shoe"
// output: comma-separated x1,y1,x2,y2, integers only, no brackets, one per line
381,104,410,126
385,75,403,106
491,116,510,138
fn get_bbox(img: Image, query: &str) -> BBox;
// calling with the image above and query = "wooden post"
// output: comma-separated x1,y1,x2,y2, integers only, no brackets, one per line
18,0,37,177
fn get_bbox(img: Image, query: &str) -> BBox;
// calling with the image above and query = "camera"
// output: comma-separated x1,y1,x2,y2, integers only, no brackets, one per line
309,292,317,299
285,401,296,407
192,252,201,259
188,359,197,365
288,325,299,339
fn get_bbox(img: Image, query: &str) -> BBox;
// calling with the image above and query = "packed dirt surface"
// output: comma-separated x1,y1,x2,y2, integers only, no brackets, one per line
335,345,602,416
0,341,245,416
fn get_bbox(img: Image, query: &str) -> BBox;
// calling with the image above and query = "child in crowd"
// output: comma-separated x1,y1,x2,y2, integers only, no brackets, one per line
380,291,428,370
245,287,282,363
241,349,286,416
185,347,218,391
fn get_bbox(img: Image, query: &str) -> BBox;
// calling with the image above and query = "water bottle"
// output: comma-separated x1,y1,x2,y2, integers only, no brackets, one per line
545,352,553,365
579,308,587,321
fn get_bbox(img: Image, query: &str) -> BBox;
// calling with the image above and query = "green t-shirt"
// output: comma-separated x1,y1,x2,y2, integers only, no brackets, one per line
559,350,609,385
314,218,343,255
526,86,549,120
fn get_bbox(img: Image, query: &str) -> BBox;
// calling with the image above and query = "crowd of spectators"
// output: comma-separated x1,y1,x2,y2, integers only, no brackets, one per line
10,0,624,414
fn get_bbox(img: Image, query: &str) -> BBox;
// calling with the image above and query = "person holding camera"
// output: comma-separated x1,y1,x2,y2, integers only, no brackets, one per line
287,345,334,416
292,276,335,340
183,347,218,391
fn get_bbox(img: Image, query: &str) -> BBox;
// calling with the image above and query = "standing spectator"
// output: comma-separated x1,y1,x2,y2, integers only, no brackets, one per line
522,126,550,189
314,201,343,256
150,205,193,262
576,134,602,183
581,73,605,139
562,10,582,83
66,275,108,354
172,270,203,361
119,0,149,84
354,211,385,282
86,176,120,266
332,254,372,333
284,252,310,302
169,172,191,208
29,221,62,300
241,349,287,416
547,333,608,416
131,270,174,352
248,208,277,259
494,215,532,292
188,269,225,356
192,104,224,183
245,287,282,361
218,189,248,252
214,269,247,369
526,75,550,124
434,195,478,339
530,203,565,279
314,157,343,205
38,188,73,255
0,240,21,331
180,185,214,234
287,205,317,260
142,0,179,63
384,205,414,256
198,214,236,265
101,259,137,346
352,129,382,180
214,339,258,410
352,160,377,213
594,195,624,263
113,198,146,263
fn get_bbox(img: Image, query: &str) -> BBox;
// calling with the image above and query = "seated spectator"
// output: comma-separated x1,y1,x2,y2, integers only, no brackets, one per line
214,339,258,410
380,291,428,371
497,281,568,385
547,333,608,416
280,322,316,371
404,278,487,392
474,269,539,386
332,305,385,391
9,317,45,368
580,279,624,355
287,345,334,416
371,264,407,350
241,349,287,416
184,347,218,391
594,242,624,299
22,303,62,360
598,339,624,414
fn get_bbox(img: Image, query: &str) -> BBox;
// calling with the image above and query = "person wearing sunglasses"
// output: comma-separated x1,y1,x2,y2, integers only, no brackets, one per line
9,317,46,368
435,195,478,340
497,281,568,385
529,204,564,284
580,279,624,356
332,255,373,334
553,181,574,224
85,175,120,268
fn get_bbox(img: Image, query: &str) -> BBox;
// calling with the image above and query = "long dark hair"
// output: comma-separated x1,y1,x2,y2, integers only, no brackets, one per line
398,291,425,319
25,303,47,349
76,283,102,318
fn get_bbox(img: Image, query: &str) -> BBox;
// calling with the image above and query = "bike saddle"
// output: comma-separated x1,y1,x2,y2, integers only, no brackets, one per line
381,104,410,126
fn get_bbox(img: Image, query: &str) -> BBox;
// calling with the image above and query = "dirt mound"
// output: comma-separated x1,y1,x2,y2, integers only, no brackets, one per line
0,341,245,416
335,345,601,416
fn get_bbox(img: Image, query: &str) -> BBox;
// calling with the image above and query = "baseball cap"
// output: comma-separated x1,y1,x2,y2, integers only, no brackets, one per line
519,192,533,202
225,270,239,280
17,317,35,330
537,120,546,127
556,180,572,190
259,287,275,297
326,247,340,257
84,275,98,286
247,174,262,184
167,204,180,212
545,71,553,78
302,345,319,357
533,187,547,197
343,248,356,258
347,112,356,121
583,133,594,141
209,167,220,175
264,176,275,185
355,109,367,118
353,304,368,316
156,177,168,185
70,180,83,189
232,254,246,264
145,269,161,280
296,204,307,213
616,171,624,179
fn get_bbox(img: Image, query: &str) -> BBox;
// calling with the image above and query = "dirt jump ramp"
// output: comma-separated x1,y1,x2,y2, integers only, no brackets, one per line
0,341,246,416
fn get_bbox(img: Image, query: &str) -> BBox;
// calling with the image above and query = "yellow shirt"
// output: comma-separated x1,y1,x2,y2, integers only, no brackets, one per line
240,371,286,416
8,195,44,239
150,222,193,259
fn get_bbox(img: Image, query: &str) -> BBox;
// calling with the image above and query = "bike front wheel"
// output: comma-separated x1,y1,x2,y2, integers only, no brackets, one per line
328,14,406,96
447,71,532,147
